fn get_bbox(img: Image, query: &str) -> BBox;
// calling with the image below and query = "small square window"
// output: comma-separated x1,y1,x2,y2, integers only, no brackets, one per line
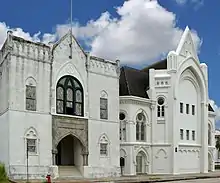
27,139,37,154
192,105,195,115
180,129,184,140
186,104,189,114
186,130,189,140
180,103,183,113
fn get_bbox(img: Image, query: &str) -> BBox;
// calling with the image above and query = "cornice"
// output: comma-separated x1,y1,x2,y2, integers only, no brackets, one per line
120,96,155,106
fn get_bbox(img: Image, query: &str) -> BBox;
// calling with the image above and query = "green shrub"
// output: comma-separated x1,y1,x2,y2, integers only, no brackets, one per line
0,163,8,182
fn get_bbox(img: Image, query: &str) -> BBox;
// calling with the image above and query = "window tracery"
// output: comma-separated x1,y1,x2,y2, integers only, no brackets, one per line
56,76,83,116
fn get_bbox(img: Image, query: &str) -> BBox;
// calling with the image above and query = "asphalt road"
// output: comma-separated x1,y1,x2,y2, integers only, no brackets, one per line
174,178,220,182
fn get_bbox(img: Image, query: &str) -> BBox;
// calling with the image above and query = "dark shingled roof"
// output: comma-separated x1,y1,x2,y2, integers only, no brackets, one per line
208,104,214,112
119,59,214,112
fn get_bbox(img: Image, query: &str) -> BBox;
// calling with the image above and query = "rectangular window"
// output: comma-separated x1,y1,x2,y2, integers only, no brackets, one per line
192,105,195,115
27,139,37,153
161,106,165,117
180,103,183,113
100,143,108,156
192,130,195,140
180,129,184,140
157,106,161,117
186,130,189,140
100,98,108,119
186,104,189,114
26,85,36,111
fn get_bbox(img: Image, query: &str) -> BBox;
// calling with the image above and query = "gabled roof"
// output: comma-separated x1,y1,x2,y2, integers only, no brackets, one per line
119,59,213,112
52,30,86,56
120,59,167,99
120,66,150,98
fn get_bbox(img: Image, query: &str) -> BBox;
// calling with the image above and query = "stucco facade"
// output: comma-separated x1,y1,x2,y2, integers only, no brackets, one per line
0,26,216,180
119,27,216,175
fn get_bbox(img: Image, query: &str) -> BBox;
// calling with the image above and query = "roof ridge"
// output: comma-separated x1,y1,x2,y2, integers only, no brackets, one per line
123,67,131,95
141,58,167,71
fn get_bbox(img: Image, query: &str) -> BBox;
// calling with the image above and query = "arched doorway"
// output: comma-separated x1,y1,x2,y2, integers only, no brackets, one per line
136,151,148,174
56,135,84,177
208,152,213,172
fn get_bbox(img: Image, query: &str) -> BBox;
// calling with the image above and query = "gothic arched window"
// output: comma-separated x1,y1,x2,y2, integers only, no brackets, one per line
119,112,126,141
157,97,165,118
25,127,38,155
136,112,146,141
56,76,83,116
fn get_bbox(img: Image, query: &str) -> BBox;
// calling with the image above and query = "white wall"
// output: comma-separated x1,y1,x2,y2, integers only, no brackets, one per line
0,112,9,170
2,33,53,179
85,57,120,178
8,111,52,179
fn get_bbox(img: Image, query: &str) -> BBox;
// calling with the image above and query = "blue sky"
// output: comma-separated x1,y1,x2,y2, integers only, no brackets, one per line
1,0,220,126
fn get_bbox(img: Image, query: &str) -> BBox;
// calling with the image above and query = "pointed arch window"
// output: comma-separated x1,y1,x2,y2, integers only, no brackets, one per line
25,77,37,111
157,97,165,118
119,112,126,141
99,135,109,157
136,112,146,141
100,91,108,120
25,127,38,155
56,76,83,116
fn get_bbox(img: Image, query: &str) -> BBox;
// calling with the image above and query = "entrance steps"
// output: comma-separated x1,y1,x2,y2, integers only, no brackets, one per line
58,166,82,178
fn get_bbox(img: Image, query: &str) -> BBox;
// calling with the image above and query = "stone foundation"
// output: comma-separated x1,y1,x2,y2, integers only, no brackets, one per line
83,166,121,178
8,165,51,180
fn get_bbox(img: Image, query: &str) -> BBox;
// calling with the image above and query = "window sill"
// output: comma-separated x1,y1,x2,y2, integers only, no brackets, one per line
26,153,38,156
157,119,165,123
100,155,110,158
52,113,88,120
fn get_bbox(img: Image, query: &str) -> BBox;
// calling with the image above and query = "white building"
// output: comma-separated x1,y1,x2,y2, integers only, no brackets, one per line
0,26,216,180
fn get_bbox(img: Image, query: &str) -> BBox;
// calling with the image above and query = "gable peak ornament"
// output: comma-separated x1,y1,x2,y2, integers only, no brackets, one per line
176,26,199,61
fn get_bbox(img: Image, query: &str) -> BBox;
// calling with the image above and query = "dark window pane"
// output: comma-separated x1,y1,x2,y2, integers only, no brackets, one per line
136,123,139,140
57,87,64,100
100,109,108,119
67,88,73,101
100,98,107,110
141,123,145,140
75,103,82,116
56,100,64,113
76,90,82,102
26,99,36,111
59,78,66,85
26,86,36,99
66,101,73,108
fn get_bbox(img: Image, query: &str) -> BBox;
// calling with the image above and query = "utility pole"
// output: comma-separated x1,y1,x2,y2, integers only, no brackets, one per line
69,0,73,59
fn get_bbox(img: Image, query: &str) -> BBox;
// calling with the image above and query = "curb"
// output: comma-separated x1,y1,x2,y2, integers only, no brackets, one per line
113,175,220,183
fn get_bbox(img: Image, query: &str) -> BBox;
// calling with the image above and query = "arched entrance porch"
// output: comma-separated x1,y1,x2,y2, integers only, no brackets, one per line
136,151,149,174
55,135,85,177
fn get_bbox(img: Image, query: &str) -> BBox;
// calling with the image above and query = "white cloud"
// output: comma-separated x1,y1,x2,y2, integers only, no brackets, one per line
174,0,204,9
175,0,187,5
0,0,201,65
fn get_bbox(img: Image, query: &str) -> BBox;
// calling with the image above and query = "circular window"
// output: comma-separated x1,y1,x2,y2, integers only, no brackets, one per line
137,113,145,122
119,113,126,121
157,97,165,105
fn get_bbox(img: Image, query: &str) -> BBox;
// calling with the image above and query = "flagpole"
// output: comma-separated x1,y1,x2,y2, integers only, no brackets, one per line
69,0,73,59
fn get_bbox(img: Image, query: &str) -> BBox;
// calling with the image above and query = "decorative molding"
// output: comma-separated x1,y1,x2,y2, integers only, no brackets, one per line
52,115,88,155
120,96,154,106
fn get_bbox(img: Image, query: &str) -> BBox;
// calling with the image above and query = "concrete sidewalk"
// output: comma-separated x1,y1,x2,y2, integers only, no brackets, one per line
11,171,220,183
